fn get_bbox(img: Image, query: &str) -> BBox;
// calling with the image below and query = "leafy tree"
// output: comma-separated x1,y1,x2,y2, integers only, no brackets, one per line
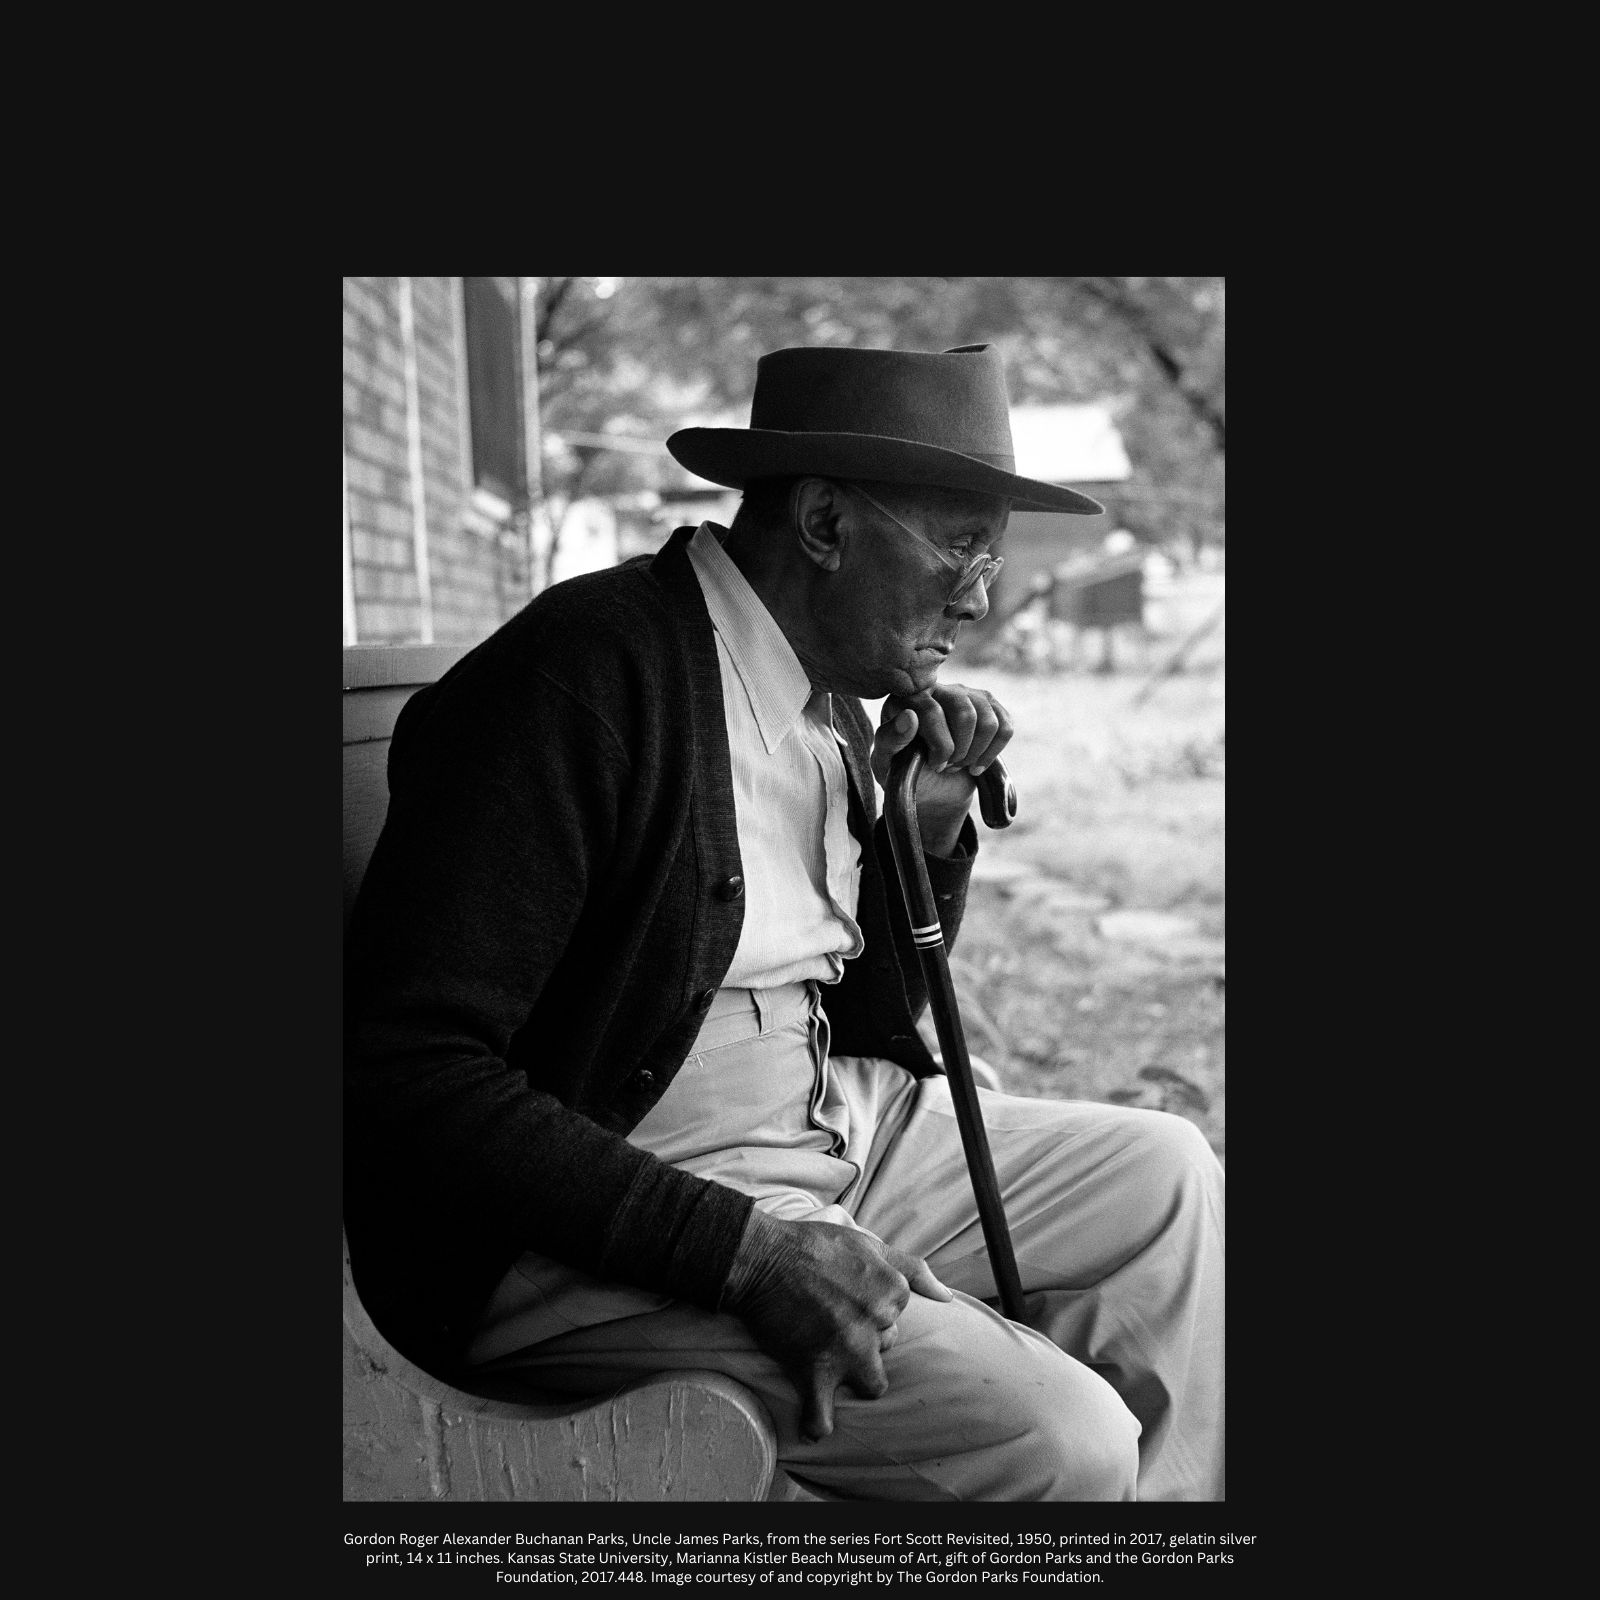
529,277,1224,573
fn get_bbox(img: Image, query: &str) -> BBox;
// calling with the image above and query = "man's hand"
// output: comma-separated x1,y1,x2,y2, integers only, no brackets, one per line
722,1210,953,1442
871,683,1014,856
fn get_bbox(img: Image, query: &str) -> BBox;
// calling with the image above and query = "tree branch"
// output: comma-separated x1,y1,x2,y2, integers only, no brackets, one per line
1074,278,1225,453
535,276,576,350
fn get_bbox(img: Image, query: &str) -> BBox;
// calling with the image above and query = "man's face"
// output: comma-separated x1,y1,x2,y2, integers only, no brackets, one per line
804,480,1009,699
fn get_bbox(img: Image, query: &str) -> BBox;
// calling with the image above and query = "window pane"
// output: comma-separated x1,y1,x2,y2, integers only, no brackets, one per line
462,276,525,506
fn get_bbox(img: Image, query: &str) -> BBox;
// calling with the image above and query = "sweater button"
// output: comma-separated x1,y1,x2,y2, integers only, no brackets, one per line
715,874,745,901
635,1068,656,1087
698,988,717,1008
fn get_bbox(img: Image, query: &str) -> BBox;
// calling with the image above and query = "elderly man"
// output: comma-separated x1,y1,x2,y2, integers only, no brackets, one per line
343,343,1224,1502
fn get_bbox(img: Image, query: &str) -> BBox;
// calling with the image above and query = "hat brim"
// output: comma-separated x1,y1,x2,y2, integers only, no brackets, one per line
666,429,1105,516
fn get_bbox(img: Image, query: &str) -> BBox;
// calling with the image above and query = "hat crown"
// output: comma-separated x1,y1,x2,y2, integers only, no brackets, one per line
748,345,1016,470
664,342,1104,514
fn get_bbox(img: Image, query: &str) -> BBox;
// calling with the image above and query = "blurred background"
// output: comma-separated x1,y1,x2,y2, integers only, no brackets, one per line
342,276,1224,1156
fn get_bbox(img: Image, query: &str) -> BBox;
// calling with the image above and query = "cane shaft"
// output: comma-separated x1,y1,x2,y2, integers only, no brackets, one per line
884,747,1026,1323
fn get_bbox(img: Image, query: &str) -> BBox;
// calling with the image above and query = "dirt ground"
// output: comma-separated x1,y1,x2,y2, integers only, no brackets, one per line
899,582,1226,1162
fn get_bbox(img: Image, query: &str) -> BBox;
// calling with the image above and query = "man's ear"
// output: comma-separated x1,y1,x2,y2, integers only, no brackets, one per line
791,478,847,573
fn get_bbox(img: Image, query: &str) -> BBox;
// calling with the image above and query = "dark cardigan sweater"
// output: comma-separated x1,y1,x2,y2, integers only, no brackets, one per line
343,527,976,1375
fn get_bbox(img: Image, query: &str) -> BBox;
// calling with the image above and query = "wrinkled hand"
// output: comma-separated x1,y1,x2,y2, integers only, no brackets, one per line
871,683,1014,855
722,1210,953,1442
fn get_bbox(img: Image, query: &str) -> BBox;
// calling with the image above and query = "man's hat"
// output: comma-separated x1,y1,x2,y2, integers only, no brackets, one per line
666,343,1104,515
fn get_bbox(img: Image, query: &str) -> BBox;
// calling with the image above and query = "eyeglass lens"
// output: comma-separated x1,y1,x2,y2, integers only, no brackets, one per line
950,554,1002,604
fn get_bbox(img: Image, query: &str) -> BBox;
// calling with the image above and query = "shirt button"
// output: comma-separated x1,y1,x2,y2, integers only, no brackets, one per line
715,874,744,901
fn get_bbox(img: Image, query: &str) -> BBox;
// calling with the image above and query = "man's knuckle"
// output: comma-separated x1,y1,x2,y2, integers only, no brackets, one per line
852,1326,884,1360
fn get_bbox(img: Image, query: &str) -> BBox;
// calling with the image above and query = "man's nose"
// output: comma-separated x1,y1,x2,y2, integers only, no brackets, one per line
947,575,991,623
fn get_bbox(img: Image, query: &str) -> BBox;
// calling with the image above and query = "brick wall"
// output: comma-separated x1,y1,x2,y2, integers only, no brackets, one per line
343,276,533,645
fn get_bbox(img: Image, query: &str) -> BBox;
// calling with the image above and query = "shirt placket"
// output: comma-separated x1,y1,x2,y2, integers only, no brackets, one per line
805,693,863,973
797,694,857,1162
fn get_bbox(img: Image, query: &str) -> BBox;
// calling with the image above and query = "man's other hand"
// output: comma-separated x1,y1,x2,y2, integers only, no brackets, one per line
722,1210,954,1442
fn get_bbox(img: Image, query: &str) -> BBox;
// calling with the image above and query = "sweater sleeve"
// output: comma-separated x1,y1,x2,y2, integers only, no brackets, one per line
343,644,751,1365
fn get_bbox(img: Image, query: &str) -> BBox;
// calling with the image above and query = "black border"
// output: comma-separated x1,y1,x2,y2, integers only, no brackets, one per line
193,271,1327,1584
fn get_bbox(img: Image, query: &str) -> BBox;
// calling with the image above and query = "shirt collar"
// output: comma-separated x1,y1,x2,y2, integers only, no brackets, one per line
686,523,819,755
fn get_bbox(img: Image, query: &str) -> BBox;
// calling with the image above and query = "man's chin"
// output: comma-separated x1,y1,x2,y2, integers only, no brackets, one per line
871,677,939,709
831,652,944,701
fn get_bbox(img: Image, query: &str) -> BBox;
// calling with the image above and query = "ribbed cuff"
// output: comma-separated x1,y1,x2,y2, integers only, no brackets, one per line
599,1158,756,1311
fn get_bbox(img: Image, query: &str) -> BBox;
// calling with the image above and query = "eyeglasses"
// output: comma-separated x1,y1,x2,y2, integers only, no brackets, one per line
843,483,1003,608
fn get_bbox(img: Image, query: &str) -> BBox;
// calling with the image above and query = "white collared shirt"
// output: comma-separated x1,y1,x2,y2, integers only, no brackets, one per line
686,523,864,988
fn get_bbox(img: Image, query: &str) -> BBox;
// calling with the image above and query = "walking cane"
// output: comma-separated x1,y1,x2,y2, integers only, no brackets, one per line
883,744,1027,1322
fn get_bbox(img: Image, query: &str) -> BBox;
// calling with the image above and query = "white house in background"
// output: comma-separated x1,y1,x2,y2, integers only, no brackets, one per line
541,496,620,585
1007,403,1132,485
963,403,1134,643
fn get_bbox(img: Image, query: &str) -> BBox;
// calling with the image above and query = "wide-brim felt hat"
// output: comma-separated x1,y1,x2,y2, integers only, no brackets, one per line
666,343,1104,515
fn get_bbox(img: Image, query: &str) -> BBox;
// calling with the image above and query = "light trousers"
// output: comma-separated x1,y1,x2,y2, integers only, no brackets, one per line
468,984,1224,1502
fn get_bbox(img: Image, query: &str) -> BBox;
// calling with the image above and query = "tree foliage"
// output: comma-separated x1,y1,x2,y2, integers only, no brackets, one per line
531,277,1224,555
